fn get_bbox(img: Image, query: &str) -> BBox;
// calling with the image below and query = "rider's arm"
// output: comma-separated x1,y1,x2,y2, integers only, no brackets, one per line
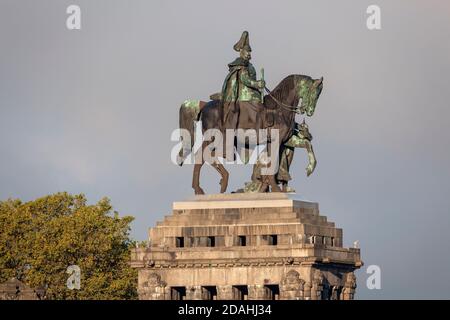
240,68,260,89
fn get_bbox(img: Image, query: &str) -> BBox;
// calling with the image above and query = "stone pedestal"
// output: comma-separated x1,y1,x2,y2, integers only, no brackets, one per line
0,278,45,300
131,193,362,300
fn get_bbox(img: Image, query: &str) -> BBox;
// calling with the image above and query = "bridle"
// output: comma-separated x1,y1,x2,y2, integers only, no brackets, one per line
264,86,304,114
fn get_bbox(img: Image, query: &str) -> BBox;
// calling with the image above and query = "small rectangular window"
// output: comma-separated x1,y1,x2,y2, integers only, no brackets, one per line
176,237,184,248
207,236,215,247
202,286,217,300
264,285,279,300
268,235,277,245
232,285,248,300
237,235,246,246
171,286,186,300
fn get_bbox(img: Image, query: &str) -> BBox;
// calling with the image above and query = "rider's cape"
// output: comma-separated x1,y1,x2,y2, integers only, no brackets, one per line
221,58,261,103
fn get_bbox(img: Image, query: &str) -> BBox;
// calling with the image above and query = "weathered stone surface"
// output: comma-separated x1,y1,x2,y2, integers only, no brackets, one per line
131,193,362,300
0,278,45,300
279,270,305,300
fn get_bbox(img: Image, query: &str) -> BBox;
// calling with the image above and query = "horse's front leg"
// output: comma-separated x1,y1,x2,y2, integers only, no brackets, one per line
304,141,317,177
268,175,281,192
257,176,269,193
192,144,206,195
257,175,281,192
212,163,229,193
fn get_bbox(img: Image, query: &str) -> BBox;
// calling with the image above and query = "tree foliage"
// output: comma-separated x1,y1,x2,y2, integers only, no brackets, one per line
0,192,137,299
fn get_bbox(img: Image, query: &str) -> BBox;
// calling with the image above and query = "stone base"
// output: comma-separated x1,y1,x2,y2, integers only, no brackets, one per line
131,193,362,300
0,278,45,300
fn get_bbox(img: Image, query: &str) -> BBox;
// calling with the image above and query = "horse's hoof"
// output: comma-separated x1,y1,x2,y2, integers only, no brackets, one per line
270,184,282,192
257,183,269,193
194,188,205,195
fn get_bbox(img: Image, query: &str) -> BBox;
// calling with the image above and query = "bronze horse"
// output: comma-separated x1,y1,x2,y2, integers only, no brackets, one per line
178,74,323,194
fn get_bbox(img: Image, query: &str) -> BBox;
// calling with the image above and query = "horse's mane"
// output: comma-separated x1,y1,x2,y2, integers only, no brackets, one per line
264,74,311,109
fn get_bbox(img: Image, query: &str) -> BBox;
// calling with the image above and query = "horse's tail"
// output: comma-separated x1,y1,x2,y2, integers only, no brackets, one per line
177,99,201,166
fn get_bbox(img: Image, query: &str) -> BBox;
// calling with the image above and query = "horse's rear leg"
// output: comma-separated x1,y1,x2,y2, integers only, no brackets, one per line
192,163,205,195
212,163,229,193
192,145,206,195
257,179,269,193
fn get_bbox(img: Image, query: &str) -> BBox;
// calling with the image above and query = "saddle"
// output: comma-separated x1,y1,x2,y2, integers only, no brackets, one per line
209,92,278,130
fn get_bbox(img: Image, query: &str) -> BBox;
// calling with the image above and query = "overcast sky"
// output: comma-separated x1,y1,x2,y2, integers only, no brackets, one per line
1,0,450,299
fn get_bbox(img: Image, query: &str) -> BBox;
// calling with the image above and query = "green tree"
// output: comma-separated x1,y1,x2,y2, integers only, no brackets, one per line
0,192,137,299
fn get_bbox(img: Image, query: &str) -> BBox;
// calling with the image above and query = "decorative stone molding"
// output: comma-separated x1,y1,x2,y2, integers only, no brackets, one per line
144,260,155,267
279,270,305,300
132,194,362,300
330,285,342,300
303,282,312,300
185,285,203,300
342,272,357,300
311,269,324,300
0,278,45,300
217,285,233,300
138,273,167,300
248,285,270,300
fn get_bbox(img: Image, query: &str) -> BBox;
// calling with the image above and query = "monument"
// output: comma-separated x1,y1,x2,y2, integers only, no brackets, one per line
130,31,362,300
130,194,362,300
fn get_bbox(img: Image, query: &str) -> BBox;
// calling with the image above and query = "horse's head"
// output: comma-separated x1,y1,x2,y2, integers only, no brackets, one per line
297,76,323,117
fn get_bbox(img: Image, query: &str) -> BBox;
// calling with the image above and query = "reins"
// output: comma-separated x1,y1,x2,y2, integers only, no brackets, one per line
264,86,302,114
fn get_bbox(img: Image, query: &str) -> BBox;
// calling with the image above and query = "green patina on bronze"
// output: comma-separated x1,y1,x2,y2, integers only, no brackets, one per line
285,121,313,148
221,58,262,102
284,120,316,178
181,100,200,126
182,99,200,109
296,77,323,116
221,31,264,103
247,120,317,193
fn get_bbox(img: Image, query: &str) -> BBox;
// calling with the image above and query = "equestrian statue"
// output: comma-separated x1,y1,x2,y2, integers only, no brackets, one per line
177,31,323,194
